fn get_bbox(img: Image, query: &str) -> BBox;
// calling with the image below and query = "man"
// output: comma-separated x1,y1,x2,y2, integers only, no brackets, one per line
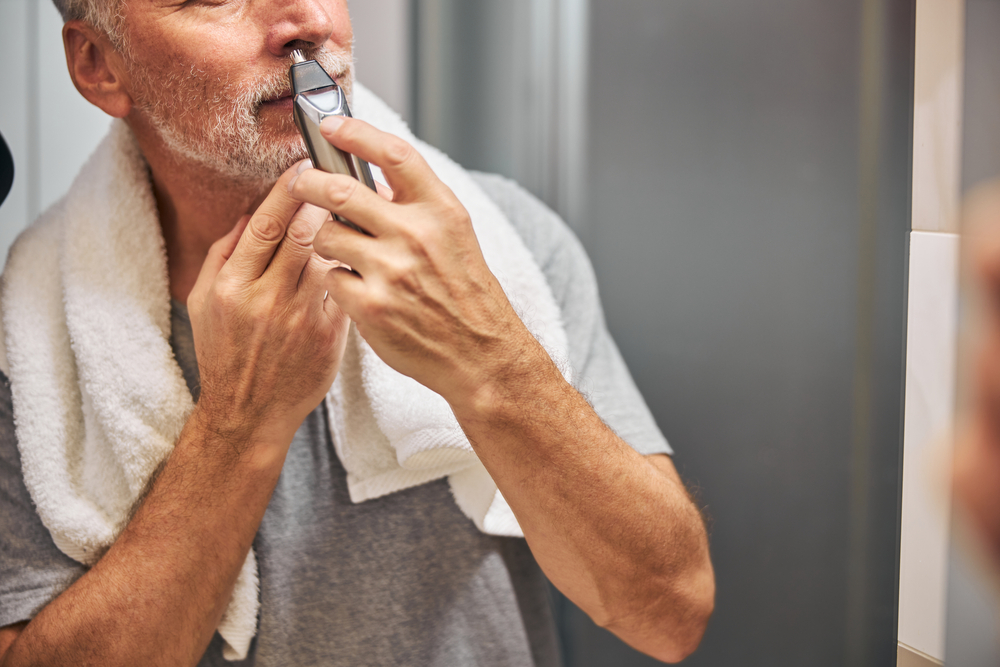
0,1,714,665
955,184,1000,571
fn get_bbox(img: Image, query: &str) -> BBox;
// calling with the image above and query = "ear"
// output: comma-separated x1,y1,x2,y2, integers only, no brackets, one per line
62,21,133,119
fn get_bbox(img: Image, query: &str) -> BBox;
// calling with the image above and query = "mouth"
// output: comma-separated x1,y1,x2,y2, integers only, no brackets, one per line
260,91,294,112
257,68,347,115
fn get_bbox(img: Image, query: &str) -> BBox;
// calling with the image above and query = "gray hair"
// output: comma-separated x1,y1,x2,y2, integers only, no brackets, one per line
51,0,125,48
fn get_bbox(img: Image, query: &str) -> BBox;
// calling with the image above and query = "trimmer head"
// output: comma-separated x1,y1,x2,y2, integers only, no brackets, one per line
289,49,339,96
288,50,376,234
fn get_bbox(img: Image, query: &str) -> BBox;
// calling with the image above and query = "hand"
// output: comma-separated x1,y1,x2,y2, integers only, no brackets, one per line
187,163,351,452
955,185,1000,567
286,117,547,409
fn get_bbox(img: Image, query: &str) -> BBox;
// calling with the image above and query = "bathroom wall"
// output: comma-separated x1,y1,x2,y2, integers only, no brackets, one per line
411,1,915,665
349,0,412,123
0,0,112,259
896,1,963,665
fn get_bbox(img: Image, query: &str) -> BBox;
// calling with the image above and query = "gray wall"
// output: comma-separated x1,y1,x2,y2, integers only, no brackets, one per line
413,1,915,664
945,1,1000,665
0,1,112,252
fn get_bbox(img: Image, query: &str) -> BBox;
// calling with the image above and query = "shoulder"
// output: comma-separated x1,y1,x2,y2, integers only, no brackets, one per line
469,172,596,297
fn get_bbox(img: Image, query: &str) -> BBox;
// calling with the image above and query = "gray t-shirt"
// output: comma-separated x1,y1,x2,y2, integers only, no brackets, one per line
0,172,670,666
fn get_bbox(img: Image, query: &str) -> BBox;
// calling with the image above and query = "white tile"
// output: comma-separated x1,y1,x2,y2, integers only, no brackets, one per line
897,230,960,661
911,0,964,233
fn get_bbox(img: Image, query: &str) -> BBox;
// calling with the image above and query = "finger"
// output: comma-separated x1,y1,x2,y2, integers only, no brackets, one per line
323,289,350,328
298,252,341,299
320,116,441,202
312,215,379,272
290,169,395,238
189,215,250,308
265,203,330,292
220,214,252,259
226,162,309,281
324,264,366,318
376,181,394,202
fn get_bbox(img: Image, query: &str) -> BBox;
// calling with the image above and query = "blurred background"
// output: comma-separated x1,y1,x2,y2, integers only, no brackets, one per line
1,0,998,665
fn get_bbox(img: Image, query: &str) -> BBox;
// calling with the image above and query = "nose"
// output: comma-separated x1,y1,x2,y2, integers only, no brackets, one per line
264,0,340,57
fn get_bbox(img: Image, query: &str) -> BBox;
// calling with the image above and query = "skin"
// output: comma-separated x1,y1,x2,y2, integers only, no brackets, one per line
954,185,1000,570
0,1,714,664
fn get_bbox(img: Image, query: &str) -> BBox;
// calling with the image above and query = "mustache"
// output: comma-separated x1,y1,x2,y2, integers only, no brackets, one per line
248,47,354,114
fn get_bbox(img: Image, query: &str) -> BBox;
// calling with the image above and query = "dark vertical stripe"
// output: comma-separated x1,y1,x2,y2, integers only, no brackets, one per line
846,0,885,661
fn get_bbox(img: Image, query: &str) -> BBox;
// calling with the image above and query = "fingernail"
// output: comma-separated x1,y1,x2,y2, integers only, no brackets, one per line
297,159,313,174
287,174,299,193
321,116,345,133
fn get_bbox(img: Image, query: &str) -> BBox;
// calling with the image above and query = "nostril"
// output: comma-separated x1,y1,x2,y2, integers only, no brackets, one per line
284,39,316,55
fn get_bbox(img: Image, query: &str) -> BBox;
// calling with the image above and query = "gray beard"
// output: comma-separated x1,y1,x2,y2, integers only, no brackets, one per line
131,48,355,183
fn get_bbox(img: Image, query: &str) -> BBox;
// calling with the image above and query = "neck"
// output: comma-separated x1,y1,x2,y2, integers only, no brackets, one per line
128,118,273,304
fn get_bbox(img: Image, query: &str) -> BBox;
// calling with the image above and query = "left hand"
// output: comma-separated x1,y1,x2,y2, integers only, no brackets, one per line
286,116,545,408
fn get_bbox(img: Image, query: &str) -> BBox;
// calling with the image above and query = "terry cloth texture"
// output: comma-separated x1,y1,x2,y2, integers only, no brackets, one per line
0,169,672,666
329,88,571,537
0,86,570,660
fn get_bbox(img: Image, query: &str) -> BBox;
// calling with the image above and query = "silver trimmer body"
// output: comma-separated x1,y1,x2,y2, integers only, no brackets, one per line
289,50,376,233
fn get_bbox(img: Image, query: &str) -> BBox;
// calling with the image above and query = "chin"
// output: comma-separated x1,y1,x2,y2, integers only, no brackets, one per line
238,133,308,183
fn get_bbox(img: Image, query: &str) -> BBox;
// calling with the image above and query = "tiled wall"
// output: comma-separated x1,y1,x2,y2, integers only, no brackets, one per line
897,0,964,664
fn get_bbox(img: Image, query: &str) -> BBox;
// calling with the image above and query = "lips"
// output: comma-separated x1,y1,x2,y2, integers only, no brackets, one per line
258,70,346,113
260,93,294,112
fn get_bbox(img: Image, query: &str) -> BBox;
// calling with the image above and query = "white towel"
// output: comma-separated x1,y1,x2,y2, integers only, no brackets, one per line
332,87,571,537
0,85,568,660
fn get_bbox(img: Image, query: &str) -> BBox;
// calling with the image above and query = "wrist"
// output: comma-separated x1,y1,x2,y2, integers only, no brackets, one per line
184,402,292,474
448,338,570,425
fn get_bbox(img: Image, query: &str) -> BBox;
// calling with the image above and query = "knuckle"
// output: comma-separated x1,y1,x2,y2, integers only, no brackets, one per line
325,177,358,209
382,137,415,169
285,219,315,247
250,213,284,242
390,271,419,296
213,281,240,308
406,225,435,254
283,305,307,331
362,290,389,322
439,197,471,225
247,295,276,326
313,222,339,257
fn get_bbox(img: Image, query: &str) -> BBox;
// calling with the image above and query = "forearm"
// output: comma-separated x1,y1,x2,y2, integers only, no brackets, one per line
289,117,713,660
1,408,286,667
452,348,714,663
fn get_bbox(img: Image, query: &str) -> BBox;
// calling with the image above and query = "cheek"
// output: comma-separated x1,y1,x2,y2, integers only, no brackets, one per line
327,0,354,49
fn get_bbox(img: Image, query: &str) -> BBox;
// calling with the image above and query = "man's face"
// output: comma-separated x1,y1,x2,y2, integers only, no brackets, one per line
119,0,354,182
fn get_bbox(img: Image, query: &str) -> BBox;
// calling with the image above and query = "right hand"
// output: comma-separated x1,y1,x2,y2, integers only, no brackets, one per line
187,163,351,454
